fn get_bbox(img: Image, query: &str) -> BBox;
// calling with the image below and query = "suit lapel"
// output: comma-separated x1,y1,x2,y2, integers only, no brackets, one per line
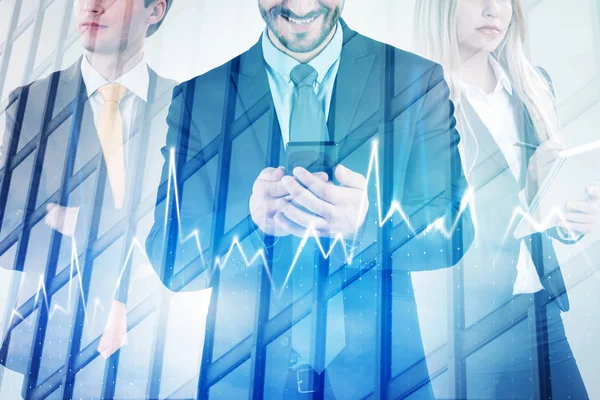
232,23,377,166
519,99,543,188
460,99,520,192
231,42,282,166
518,103,569,310
54,59,85,119
41,60,92,205
330,22,376,145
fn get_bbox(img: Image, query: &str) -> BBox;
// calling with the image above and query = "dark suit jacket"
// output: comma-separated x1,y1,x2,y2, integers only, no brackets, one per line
146,22,474,397
458,69,572,326
0,58,176,383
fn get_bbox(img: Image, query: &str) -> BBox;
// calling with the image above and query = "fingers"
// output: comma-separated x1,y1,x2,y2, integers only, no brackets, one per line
252,178,288,198
314,171,329,182
335,164,367,190
264,197,290,217
566,201,599,216
280,203,329,231
256,167,327,182
587,186,600,202
274,213,311,237
253,167,288,198
557,220,594,236
561,211,597,225
281,174,333,218
292,168,334,203
253,168,326,199
535,140,563,155
250,195,289,225
257,166,285,181
558,199,598,235
531,141,562,164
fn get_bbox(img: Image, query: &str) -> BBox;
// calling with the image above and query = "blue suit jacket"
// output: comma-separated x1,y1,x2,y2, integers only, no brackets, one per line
146,21,474,398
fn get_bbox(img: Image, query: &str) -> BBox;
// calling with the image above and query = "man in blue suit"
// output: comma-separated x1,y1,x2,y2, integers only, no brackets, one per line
146,0,474,397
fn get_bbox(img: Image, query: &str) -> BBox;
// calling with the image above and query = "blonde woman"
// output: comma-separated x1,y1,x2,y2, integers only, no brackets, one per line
413,0,598,398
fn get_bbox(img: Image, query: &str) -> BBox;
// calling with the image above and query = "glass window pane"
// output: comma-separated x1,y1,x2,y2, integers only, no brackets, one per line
212,233,259,360
73,353,106,399
159,287,209,398
80,237,124,350
465,319,530,399
38,274,80,383
60,38,83,71
2,25,34,111
224,112,271,233
528,0,597,104
18,0,39,27
0,2,15,46
34,0,66,70
4,308,39,376
0,243,19,341
208,358,251,399
0,154,35,242
114,311,158,399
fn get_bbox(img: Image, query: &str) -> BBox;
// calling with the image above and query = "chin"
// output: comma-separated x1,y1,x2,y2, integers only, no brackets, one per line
82,41,118,56
279,27,333,53
283,37,321,53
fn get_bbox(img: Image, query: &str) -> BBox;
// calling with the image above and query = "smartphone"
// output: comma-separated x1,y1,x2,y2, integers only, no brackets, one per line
286,141,338,175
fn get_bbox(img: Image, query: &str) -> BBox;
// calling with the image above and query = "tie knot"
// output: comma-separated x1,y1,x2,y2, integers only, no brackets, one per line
98,83,127,104
290,64,318,88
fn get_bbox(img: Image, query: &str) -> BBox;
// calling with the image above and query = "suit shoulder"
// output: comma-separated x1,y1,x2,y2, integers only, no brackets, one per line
535,66,553,86
356,33,440,73
172,57,238,99
5,65,76,111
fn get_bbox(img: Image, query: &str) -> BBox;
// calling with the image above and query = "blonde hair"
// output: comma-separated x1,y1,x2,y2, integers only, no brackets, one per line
413,0,559,141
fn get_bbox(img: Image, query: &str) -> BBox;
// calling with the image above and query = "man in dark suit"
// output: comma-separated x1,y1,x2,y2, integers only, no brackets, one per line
146,0,474,397
0,0,176,397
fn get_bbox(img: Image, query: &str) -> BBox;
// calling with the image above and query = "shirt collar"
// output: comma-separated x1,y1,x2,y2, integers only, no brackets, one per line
80,55,150,102
261,21,343,85
489,55,513,95
461,55,513,98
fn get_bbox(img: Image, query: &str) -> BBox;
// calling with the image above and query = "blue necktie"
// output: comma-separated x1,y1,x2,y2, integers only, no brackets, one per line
288,64,345,374
289,64,329,143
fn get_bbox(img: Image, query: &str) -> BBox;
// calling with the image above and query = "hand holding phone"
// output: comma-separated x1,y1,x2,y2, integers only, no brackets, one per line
286,141,338,175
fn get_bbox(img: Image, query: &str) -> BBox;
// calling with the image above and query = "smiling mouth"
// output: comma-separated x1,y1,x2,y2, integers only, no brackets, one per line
280,13,321,25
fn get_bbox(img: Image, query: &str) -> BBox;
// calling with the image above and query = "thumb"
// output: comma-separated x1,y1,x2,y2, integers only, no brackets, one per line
335,164,365,189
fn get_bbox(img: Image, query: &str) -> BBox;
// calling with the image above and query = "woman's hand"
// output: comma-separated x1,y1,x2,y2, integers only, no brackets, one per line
557,186,600,237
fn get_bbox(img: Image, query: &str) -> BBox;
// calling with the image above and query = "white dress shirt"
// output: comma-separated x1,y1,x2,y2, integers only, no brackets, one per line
460,56,544,295
262,22,343,147
80,55,149,168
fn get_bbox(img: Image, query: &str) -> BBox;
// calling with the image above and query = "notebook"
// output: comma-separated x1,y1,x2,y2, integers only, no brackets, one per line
514,140,600,239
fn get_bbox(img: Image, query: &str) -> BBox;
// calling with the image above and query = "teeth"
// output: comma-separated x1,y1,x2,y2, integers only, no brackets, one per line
287,16,316,25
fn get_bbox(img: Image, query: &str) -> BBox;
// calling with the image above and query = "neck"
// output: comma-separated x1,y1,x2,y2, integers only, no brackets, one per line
268,24,337,63
85,45,144,82
458,48,497,94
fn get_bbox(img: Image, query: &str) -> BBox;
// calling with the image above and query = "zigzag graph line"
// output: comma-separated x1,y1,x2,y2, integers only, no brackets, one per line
6,138,591,328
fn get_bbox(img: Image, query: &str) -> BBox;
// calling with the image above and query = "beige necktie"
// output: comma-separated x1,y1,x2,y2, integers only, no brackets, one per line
97,83,127,209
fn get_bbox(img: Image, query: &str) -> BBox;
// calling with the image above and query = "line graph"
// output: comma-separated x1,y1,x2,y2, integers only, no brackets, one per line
6,137,585,329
